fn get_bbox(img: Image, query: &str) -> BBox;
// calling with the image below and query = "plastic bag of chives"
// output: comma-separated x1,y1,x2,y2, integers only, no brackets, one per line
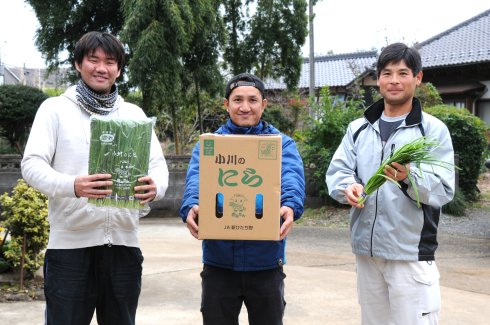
88,116,155,209
357,136,455,207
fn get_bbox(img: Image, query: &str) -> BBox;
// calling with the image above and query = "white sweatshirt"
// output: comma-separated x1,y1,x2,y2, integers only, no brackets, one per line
21,85,169,249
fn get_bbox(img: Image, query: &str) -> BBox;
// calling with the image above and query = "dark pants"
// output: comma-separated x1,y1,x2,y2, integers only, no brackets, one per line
200,264,286,325
43,245,143,325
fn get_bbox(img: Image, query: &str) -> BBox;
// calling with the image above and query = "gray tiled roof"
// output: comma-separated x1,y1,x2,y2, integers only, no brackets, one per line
265,9,490,91
417,9,490,68
265,51,377,90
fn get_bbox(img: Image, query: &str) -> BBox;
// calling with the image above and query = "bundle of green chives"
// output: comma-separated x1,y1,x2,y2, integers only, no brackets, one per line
88,116,154,209
357,136,454,207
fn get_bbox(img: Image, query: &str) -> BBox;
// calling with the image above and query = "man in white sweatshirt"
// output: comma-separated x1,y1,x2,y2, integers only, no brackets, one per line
21,31,169,325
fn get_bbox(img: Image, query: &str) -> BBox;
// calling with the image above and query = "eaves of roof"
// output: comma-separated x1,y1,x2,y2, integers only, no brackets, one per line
436,82,487,95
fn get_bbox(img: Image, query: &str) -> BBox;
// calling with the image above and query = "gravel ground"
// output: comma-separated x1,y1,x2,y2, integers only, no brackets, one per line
439,207,489,238
440,171,490,238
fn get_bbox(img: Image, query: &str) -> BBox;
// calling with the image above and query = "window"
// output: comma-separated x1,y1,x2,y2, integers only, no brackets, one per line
443,99,465,109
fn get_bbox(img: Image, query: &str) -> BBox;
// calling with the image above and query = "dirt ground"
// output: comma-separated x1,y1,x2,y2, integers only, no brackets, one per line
1,172,489,301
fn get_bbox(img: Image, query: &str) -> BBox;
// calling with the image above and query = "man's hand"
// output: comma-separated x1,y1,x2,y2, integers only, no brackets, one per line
384,162,410,182
186,205,199,239
134,176,158,205
74,174,112,198
279,206,294,240
344,183,365,208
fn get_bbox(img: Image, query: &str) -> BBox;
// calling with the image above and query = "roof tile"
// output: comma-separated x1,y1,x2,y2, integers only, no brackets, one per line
417,9,490,68
265,9,490,90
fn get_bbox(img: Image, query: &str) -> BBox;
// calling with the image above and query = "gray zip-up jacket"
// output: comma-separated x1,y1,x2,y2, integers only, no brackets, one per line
326,98,455,261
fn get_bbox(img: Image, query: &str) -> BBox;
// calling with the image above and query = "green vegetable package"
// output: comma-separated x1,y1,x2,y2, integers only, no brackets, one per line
88,116,154,209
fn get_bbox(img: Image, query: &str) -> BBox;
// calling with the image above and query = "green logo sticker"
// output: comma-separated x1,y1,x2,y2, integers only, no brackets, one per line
258,141,277,160
203,139,214,156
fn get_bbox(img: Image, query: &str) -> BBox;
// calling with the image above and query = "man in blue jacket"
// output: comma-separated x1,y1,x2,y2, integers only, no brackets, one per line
180,73,305,325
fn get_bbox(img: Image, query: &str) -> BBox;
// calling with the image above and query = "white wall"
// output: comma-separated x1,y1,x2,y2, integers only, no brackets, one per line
478,101,490,126
478,81,490,126
481,81,490,99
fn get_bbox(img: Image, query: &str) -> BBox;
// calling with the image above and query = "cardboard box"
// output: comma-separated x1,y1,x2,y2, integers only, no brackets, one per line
198,133,282,240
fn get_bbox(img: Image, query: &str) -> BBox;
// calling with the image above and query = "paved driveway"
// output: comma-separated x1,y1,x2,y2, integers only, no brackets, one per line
1,217,489,324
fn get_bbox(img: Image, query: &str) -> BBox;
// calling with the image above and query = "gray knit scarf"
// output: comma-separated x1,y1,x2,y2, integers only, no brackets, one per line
76,79,118,115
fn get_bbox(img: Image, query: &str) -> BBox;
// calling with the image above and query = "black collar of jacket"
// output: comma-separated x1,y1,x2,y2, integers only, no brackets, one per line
364,97,423,127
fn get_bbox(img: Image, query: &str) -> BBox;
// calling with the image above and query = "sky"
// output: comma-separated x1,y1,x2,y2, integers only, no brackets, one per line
0,0,489,68
306,0,490,56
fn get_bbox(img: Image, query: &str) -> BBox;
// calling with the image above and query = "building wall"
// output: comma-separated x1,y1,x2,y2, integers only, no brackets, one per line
481,81,490,99
0,65,69,89
478,81,490,126
478,100,490,126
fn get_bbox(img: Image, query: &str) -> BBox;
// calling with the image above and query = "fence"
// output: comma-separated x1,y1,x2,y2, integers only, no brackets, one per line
0,154,325,218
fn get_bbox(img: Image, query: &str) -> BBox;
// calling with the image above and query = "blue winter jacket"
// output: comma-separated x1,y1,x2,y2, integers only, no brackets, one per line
180,119,305,271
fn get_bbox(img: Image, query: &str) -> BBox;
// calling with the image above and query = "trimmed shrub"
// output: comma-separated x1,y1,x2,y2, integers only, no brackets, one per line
425,105,488,201
0,85,47,154
415,83,443,108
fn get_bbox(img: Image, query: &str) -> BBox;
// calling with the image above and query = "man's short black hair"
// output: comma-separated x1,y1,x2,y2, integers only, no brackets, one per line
225,73,266,100
376,43,422,78
74,31,126,71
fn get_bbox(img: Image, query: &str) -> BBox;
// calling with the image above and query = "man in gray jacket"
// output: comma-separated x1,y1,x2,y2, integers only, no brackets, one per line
326,43,455,325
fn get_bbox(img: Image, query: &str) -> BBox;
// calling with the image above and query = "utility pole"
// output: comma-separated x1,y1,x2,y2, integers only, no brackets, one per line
0,41,4,85
308,0,316,106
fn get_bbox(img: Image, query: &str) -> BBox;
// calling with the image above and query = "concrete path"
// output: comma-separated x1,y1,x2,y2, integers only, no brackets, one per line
1,217,489,324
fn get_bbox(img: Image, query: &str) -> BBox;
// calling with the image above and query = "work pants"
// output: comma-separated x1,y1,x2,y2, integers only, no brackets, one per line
200,264,286,325
43,245,143,325
356,255,440,325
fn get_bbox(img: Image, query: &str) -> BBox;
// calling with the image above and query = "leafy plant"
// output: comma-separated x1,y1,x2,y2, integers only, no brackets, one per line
43,88,65,98
415,83,443,108
0,142,18,154
0,179,49,278
263,104,295,136
0,226,12,273
442,188,467,217
300,87,364,200
222,0,308,89
27,0,124,72
425,105,488,201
